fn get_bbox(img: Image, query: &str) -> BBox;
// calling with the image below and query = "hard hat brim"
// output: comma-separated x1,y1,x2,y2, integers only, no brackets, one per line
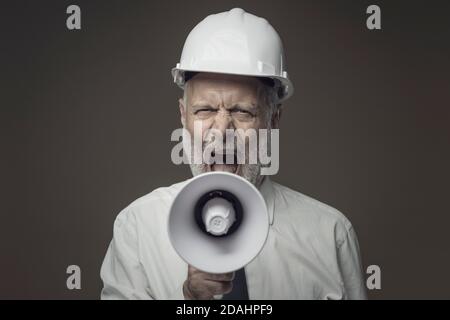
171,67,294,103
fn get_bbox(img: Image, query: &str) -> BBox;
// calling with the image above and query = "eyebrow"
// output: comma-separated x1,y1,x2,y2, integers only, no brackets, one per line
231,103,257,112
190,102,257,112
190,103,218,110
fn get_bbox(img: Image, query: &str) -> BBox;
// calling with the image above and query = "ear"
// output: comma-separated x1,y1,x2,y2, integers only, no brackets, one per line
179,98,186,127
271,104,283,129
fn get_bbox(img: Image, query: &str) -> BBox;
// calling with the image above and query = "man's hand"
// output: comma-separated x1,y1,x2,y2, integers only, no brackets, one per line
183,265,234,300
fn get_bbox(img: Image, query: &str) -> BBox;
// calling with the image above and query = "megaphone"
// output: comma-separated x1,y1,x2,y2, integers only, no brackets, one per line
168,171,269,274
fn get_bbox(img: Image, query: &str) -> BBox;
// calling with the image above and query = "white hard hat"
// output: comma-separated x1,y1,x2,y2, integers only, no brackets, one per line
172,8,294,102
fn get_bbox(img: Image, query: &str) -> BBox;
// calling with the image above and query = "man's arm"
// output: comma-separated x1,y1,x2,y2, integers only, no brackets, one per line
100,208,152,299
100,205,234,300
100,208,185,300
337,224,368,300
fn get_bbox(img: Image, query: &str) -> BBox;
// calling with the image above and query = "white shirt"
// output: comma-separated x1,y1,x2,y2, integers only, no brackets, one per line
100,177,367,300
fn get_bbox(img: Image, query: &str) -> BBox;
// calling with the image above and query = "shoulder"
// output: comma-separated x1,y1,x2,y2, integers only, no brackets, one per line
129,180,188,210
271,181,354,246
113,179,189,228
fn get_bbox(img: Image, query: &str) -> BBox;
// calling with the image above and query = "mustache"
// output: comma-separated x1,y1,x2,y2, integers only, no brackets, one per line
185,136,260,165
204,144,238,164
203,141,236,153
202,139,243,161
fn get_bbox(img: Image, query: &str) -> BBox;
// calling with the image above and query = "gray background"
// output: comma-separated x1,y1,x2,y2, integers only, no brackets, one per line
1,0,449,299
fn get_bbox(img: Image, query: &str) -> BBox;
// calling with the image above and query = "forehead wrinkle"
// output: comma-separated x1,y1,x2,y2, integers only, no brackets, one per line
189,81,221,107
188,75,261,109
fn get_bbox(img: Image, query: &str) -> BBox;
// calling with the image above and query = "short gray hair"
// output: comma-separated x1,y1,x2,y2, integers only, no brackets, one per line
256,80,281,127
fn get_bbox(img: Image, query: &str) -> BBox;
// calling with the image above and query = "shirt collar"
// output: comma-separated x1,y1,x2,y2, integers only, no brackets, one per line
258,176,275,225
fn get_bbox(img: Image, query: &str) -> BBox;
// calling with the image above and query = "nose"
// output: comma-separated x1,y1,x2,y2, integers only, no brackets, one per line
212,109,234,134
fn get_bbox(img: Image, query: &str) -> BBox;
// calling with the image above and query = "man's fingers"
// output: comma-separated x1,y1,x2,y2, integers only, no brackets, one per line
188,266,235,281
204,272,235,282
221,281,233,294
203,280,233,295
185,265,235,299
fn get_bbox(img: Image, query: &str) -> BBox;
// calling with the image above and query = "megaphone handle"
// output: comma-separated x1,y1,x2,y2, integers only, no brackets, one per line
214,294,224,300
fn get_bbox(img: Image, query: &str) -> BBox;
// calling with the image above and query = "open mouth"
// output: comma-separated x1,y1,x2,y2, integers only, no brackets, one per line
207,151,239,174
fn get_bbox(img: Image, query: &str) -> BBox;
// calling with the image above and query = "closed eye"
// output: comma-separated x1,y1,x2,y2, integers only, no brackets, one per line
194,108,216,115
231,107,255,117
236,110,252,114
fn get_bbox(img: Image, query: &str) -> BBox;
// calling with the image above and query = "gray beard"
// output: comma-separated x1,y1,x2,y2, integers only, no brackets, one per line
189,163,263,187
184,126,273,188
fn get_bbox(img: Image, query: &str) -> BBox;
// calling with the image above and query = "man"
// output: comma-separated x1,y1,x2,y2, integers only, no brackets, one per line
100,8,367,300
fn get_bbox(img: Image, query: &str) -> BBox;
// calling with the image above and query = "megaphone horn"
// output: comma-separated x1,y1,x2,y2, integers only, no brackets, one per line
168,172,269,274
